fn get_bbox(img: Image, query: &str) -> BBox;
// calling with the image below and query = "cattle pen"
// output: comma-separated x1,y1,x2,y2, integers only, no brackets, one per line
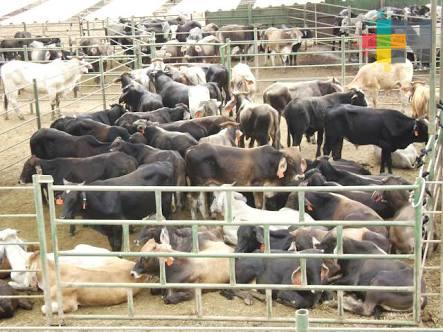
1,0,443,331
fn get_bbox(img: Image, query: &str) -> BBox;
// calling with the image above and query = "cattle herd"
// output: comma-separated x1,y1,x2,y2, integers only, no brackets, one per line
0,4,437,326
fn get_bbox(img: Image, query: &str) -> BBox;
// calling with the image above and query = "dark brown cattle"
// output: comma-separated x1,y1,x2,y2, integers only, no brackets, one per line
160,115,232,140
185,144,306,218
0,282,33,318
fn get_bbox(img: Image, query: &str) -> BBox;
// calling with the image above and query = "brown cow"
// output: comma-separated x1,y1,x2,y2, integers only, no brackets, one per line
185,144,306,218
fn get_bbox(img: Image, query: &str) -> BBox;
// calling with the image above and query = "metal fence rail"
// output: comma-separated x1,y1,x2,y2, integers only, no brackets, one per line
29,174,426,327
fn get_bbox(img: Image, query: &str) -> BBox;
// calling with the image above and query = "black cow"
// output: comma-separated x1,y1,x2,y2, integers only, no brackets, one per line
175,21,202,42
60,162,174,251
116,73,163,112
30,128,110,159
222,249,329,309
51,118,129,142
115,104,190,133
135,122,198,157
306,157,371,175
284,89,367,156
236,226,292,253
61,104,126,125
316,235,427,317
159,115,232,140
323,105,429,173
206,64,230,103
110,137,187,209
0,281,33,318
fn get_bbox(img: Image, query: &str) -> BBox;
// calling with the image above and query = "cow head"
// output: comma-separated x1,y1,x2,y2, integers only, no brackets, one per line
79,59,93,74
19,156,42,184
59,179,86,219
280,147,307,181
132,119,157,134
235,226,263,253
314,230,337,253
109,137,125,152
389,225,414,254
413,119,429,143
349,88,368,106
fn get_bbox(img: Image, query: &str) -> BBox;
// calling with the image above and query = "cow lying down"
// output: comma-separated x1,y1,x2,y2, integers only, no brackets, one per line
316,234,427,317
210,191,315,245
25,249,145,314
372,144,418,169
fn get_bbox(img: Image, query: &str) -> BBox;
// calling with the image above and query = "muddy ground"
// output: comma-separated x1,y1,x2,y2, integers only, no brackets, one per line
0,47,441,329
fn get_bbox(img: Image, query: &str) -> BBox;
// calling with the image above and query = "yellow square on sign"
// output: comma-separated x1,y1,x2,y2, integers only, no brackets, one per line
391,33,406,48
376,48,391,63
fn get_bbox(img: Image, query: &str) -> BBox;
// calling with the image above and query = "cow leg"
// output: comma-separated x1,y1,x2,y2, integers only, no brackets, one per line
5,91,24,120
198,192,209,219
248,137,256,148
253,192,264,209
189,193,199,220
315,129,324,158
330,138,343,160
69,225,76,236
239,134,246,148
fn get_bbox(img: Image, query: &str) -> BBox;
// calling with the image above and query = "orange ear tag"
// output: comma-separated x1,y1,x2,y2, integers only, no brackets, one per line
260,244,266,252
166,257,174,266
55,198,64,205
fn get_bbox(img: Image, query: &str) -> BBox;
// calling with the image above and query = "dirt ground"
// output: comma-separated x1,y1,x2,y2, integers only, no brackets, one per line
0,46,441,329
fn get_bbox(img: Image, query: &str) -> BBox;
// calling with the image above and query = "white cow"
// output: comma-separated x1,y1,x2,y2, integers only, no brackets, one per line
210,191,314,246
230,63,256,97
373,144,418,169
1,58,91,120
347,59,413,111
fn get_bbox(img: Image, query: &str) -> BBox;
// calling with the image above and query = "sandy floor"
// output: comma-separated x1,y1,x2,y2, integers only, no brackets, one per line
0,45,441,329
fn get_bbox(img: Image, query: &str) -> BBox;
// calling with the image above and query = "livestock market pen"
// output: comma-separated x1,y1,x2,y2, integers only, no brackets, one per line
1,0,443,330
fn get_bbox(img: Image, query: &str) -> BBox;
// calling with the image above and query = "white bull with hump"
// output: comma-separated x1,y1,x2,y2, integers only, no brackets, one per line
1,58,91,120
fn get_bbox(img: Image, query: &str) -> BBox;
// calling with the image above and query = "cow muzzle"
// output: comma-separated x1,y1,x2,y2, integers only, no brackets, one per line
130,270,144,279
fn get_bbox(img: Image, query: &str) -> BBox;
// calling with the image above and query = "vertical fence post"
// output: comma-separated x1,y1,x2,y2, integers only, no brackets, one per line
46,178,65,324
23,45,28,62
341,35,345,85
23,22,27,33
226,39,231,83
295,309,309,332
99,57,106,110
413,178,424,324
33,79,41,129
253,27,259,80
248,4,252,25
429,0,437,134
86,20,91,36
314,3,318,42
79,16,84,36
32,175,53,325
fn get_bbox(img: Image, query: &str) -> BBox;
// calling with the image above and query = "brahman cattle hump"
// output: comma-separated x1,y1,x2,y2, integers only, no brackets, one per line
316,236,427,317
323,105,428,173
222,249,329,309
0,281,33,318
285,191,387,235
263,78,343,116
283,89,368,156
50,117,130,142
30,128,111,159
60,162,174,251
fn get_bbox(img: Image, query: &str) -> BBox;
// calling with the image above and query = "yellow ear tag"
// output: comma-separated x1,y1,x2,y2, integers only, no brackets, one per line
166,257,174,266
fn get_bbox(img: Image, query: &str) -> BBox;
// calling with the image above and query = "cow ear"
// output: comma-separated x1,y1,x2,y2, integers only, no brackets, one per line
291,266,302,285
195,45,202,52
320,263,330,282
277,157,288,179
160,227,170,245
288,241,297,252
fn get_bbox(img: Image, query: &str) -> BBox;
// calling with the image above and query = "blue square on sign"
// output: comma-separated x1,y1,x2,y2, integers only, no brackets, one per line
376,18,392,35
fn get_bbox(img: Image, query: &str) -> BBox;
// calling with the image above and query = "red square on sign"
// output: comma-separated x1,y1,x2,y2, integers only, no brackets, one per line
362,34,376,49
